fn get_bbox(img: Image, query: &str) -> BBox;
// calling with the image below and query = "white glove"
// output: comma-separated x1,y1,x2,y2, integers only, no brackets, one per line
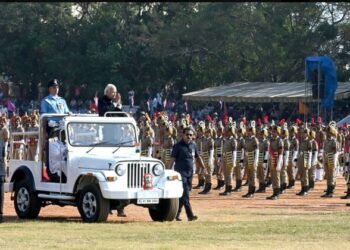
307,152,312,169
254,149,259,168
283,151,289,168
232,151,237,168
263,163,268,172
276,154,283,171
292,151,298,167
312,151,318,166
147,147,153,158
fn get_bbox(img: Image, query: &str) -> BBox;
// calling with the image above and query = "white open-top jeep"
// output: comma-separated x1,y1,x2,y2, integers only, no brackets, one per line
4,112,183,222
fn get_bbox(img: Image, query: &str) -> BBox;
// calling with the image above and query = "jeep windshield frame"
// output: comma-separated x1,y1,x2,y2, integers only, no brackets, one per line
67,122,137,147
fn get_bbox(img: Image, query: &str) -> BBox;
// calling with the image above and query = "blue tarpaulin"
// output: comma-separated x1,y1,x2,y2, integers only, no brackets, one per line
305,56,338,108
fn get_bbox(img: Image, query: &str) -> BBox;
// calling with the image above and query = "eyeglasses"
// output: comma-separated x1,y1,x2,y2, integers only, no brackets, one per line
186,134,193,137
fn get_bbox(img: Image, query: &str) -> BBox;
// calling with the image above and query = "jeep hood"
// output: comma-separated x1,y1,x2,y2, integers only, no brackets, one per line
76,154,119,170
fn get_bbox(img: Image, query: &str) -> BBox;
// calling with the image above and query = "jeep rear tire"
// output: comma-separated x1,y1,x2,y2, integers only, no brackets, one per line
77,184,110,222
149,198,179,222
14,179,41,219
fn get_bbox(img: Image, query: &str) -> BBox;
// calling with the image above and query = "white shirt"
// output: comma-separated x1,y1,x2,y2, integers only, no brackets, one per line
49,138,68,176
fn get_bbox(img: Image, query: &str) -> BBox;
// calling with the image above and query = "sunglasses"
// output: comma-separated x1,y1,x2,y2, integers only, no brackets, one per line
186,134,193,137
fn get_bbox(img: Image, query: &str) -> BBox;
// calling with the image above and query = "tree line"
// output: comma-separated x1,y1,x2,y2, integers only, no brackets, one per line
0,2,349,103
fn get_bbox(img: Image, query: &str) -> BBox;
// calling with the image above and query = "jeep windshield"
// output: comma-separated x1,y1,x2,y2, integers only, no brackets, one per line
67,122,137,147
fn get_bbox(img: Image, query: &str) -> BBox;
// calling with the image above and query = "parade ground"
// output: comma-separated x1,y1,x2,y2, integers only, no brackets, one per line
0,176,349,250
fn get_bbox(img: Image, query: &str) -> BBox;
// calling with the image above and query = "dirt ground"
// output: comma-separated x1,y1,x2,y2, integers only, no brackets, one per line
3,175,350,222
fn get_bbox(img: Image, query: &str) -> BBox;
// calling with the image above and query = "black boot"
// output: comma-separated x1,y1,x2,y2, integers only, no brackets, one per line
256,182,266,193
321,185,333,198
199,183,212,194
232,180,242,192
296,186,308,196
308,180,315,191
218,180,225,189
219,185,232,196
242,186,255,198
266,188,280,200
280,183,287,194
341,188,350,199
193,179,205,189
287,180,295,189
266,177,272,187
213,179,221,190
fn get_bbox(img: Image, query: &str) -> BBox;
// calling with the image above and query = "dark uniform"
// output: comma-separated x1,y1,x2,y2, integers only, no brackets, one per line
171,139,199,220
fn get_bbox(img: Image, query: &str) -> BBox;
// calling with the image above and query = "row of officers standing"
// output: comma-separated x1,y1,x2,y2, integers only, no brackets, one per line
139,112,350,201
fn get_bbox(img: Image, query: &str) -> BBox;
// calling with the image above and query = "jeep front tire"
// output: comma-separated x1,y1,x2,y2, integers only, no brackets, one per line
149,198,179,222
77,184,110,222
14,179,41,219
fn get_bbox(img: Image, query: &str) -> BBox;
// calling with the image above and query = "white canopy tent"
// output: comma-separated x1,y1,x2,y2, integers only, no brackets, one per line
182,82,350,103
337,114,350,126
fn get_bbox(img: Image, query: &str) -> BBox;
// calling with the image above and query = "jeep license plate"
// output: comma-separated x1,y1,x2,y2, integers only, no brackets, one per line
137,198,159,204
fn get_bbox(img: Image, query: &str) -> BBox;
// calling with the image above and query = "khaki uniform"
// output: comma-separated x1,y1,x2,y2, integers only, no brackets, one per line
323,137,338,186
214,135,224,181
257,138,269,185
162,136,174,169
308,138,319,184
280,138,290,187
141,135,153,157
244,136,259,187
12,126,25,160
26,126,39,161
0,126,10,174
196,136,206,183
298,138,312,188
287,136,299,185
269,136,284,190
222,137,237,186
201,136,214,184
234,136,245,181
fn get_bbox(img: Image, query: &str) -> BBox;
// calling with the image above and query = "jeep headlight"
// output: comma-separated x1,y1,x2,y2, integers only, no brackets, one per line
152,164,164,176
115,164,126,176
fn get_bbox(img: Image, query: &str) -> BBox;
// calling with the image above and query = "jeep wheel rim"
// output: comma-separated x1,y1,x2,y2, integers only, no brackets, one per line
17,187,30,212
82,192,97,218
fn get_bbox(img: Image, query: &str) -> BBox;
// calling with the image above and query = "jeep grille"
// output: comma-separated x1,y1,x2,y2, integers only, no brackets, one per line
127,163,151,188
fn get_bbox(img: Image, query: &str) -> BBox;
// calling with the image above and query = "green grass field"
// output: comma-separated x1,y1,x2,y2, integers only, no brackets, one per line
1,209,349,250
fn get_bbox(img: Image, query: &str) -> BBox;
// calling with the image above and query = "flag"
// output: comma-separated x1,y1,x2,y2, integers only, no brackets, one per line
163,98,167,109
146,99,150,111
257,118,262,126
184,101,188,112
207,114,212,122
279,119,285,126
311,117,315,125
299,102,310,114
263,115,269,124
242,116,247,125
7,99,16,112
223,114,229,125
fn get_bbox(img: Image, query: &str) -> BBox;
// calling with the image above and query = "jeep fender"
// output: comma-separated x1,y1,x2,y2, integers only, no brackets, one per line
11,166,36,192
73,172,106,194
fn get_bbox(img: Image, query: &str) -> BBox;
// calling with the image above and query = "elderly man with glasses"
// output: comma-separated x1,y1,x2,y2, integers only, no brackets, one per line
168,126,205,221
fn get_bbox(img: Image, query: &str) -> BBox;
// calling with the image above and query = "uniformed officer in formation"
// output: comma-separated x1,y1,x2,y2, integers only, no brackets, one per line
219,121,237,196
321,121,339,198
242,121,259,198
233,122,245,192
296,127,312,196
213,122,225,190
256,126,269,193
287,125,299,189
266,125,284,200
198,125,215,194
